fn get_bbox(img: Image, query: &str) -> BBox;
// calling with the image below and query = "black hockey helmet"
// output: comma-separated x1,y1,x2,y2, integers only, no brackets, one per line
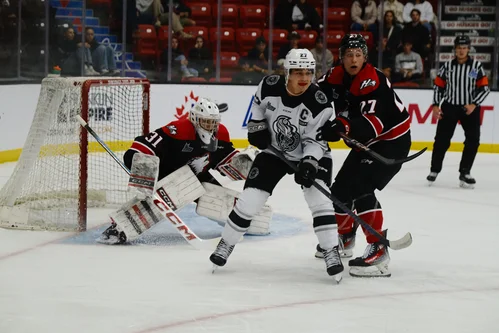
454,35,471,47
339,34,368,60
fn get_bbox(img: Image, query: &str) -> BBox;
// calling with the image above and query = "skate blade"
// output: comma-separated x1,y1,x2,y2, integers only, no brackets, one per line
96,236,122,245
211,264,221,274
459,181,475,189
349,266,391,278
333,273,343,284
427,181,435,187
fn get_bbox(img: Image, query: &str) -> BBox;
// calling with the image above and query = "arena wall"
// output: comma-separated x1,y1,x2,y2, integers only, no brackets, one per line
0,83,497,163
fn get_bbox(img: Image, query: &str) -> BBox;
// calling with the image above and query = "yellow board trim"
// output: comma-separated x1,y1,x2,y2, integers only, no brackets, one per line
1,140,498,164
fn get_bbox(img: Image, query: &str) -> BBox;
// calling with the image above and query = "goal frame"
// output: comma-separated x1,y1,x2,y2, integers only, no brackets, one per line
78,78,150,231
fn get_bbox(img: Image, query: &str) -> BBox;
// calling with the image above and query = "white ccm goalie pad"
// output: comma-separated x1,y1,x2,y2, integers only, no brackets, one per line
128,153,160,197
216,146,259,181
110,164,206,240
196,182,272,235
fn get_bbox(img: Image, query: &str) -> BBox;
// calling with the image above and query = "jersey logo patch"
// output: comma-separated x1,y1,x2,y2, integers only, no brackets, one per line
166,125,177,135
468,69,478,79
265,75,280,86
315,90,327,104
266,102,276,111
248,167,259,179
272,115,300,152
182,143,194,152
360,78,376,90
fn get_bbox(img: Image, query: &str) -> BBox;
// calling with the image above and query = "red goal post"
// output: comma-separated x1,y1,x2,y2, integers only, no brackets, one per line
0,77,150,232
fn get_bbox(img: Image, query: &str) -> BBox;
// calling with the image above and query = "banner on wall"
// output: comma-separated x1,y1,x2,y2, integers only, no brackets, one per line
0,84,497,153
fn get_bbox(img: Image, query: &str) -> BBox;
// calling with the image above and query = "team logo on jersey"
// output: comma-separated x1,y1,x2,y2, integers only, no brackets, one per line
360,78,376,90
266,102,276,111
315,91,327,104
272,116,300,152
182,143,193,152
166,125,177,135
248,167,259,179
331,89,339,100
468,69,478,79
265,75,280,86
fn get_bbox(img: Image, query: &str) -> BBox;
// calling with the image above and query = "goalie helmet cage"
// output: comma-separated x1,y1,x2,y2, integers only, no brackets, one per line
0,77,150,232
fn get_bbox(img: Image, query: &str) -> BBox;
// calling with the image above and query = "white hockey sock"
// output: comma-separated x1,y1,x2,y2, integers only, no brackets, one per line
222,219,247,245
314,225,339,250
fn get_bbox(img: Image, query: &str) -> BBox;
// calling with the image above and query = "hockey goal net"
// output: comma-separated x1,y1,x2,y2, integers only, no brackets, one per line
0,77,150,232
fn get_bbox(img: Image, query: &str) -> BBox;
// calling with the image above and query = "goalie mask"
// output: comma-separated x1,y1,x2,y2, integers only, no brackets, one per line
189,97,221,152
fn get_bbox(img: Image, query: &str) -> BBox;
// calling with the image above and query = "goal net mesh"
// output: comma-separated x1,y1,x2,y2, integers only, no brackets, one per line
0,77,149,231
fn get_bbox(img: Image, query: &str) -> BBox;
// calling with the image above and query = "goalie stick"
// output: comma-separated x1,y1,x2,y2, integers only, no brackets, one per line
268,146,412,251
76,115,220,250
340,133,427,166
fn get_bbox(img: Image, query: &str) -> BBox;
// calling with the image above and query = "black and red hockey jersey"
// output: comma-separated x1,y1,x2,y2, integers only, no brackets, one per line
318,63,410,146
124,118,236,180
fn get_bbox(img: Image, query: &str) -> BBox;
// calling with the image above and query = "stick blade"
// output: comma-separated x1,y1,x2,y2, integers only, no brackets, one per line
388,232,413,250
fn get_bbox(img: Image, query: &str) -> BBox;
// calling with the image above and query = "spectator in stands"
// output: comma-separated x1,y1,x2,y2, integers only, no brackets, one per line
377,0,404,26
161,0,196,27
233,57,266,84
310,36,333,79
401,9,431,59
164,36,198,78
351,0,378,36
187,36,212,79
246,36,270,75
392,40,423,83
0,0,17,76
57,27,99,76
85,28,120,75
274,0,321,32
403,0,434,32
277,31,301,64
136,0,192,38
370,10,402,70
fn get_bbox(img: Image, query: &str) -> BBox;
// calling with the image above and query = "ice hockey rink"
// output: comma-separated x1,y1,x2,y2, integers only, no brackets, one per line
0,149,498,333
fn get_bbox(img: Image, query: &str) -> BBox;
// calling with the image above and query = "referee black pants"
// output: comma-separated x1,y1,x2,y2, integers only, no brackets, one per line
430,103,480,174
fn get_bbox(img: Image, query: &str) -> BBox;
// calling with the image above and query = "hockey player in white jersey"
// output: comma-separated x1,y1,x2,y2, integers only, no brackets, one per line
209,49,344,281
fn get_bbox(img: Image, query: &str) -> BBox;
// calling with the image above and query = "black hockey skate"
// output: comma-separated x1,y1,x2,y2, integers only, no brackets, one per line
97,223,127,245
322,246,344,283
210,238,235,269
349,230,391,278
459,173,476,189
427,172,438,185
315,222,358,259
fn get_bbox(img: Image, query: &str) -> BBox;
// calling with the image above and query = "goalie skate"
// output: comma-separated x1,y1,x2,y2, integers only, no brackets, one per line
349,231,391,278
97,223,127,245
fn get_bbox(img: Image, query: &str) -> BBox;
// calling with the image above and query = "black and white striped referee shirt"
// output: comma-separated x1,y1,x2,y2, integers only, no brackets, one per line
433,57,490,107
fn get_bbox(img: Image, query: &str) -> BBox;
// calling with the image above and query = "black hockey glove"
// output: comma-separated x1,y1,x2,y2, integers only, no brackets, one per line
318,117,350,142
247,119,271,150
294,156,319,188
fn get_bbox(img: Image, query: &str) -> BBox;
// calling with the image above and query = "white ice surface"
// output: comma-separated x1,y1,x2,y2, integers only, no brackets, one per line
0,149,498,333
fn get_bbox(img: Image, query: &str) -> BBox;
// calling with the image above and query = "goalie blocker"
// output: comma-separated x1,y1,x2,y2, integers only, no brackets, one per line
103,151,270,244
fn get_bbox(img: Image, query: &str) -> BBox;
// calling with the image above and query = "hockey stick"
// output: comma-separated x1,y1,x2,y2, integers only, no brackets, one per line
76,115,220,250
339,133,427,166
268,146,412,250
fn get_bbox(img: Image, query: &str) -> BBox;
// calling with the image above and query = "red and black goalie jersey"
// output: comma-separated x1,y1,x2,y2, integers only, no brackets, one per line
124,118,236,180
318,63,411,146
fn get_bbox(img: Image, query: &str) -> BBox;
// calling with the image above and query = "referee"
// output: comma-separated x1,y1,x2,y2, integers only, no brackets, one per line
427,35,490,188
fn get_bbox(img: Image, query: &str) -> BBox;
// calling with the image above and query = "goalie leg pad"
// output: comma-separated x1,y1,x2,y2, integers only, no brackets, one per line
109,196,163,241
155,165,206,211
196,183,272,235
128,153,160,197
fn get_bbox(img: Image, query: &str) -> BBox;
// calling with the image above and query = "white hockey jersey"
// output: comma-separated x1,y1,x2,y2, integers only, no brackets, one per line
249,75,335,162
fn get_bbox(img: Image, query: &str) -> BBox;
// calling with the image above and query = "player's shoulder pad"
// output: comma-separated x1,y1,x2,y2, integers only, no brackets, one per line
302,84,334,118
324,66,345,85
350,63,381,96
161,118,196,140
259,74,285,98
217,124,231,142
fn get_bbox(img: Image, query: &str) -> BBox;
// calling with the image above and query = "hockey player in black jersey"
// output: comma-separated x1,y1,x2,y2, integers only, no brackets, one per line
99,97,271,245
209,49,344,282
316,34,412,277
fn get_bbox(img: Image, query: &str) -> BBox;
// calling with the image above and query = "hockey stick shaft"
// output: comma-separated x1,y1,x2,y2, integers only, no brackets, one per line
76,115,218,250
339,133,427,165
268,146,412,250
